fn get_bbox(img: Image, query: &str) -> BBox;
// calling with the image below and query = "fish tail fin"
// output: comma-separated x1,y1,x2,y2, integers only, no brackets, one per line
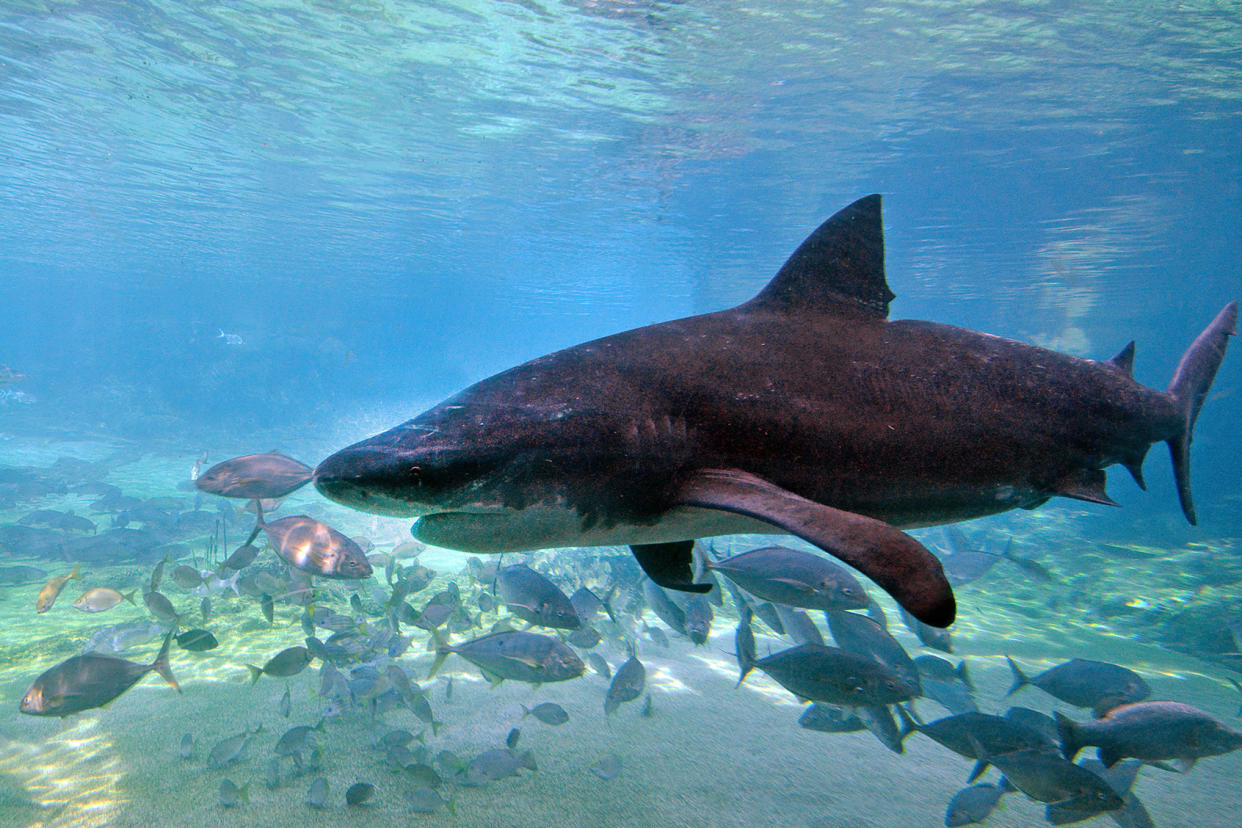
521,704,531,719
895,704,920,745
1004,656,1028,697
245,665,263,685
518,750,537,772
428,635,450,680
964,733,993,783
153,631,180,693
1230,677,1242,718
1055,711,1082,760
1165,302,1237,524
69,563,82,581
734,664,753,689
122,589,137,605
238,782,251,805
957,659,973,691
603,584,618,624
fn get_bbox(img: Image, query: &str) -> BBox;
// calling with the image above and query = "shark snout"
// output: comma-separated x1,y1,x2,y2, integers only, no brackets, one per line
313,443,423,517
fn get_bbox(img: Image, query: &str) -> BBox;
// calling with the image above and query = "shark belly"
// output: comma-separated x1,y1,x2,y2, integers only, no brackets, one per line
413,505,774,552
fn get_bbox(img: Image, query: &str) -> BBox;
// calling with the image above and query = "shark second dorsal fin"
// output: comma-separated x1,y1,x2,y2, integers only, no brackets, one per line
747,194,894,320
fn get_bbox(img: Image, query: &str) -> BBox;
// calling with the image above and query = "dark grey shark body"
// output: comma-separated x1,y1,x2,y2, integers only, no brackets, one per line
314,195,1235,628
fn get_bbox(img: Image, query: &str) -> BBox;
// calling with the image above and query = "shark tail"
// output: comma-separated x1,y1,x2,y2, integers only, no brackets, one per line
1166,302,1237,524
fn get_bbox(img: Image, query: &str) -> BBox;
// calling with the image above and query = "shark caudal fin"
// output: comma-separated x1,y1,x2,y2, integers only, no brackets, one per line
1165,302,1237,525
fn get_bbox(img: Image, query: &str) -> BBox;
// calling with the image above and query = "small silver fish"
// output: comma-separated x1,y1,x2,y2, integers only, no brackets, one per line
218,778,248,808
306,777,329,809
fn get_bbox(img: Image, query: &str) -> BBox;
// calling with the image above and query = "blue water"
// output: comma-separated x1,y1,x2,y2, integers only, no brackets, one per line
1,2,1240,826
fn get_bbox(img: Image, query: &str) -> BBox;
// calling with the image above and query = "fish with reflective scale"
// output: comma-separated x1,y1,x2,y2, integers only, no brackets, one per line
897,708,1056,781
72,587,136,613
704,545,869,612
260,515,373,579
463,748,536,786
430,630,584,684
1007,656,1150,717
144,590,181,625
523,702,569,726
248,646,313,683
306,777,329,809
826,609,921,695
496,564,580,629
757,643,919,707
590,753,622,780
20,631,179,716
944,781,1011,827
195,452,313,500
799,703,865,734
35,564,82,613
208,724,263,769
605,656,646,715
1057,701,1242,770
733,606,757,687
971,741,1123,820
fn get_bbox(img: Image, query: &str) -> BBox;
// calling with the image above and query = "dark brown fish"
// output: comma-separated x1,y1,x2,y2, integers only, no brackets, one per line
195,453,313,500
175,629,219,652
19,632,179,716
1058,701,1242,769
261,516,372,579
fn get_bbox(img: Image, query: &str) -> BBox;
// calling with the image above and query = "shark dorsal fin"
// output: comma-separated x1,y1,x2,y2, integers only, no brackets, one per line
1106,341,1136,376
748,194,894,320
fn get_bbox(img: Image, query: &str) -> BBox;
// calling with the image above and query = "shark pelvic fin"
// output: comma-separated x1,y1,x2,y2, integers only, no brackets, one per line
747,194,894,320
674,468,955,627
629,541,712,593
1054,468,1119,507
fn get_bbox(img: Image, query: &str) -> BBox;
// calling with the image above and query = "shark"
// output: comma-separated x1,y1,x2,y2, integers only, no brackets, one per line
314,195,1235,628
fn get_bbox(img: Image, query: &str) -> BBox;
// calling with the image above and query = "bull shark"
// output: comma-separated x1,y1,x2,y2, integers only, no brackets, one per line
314,195,1235,627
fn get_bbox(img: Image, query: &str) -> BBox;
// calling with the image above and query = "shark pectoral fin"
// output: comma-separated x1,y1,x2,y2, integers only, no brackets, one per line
675,468,956,628
630,542,712,593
